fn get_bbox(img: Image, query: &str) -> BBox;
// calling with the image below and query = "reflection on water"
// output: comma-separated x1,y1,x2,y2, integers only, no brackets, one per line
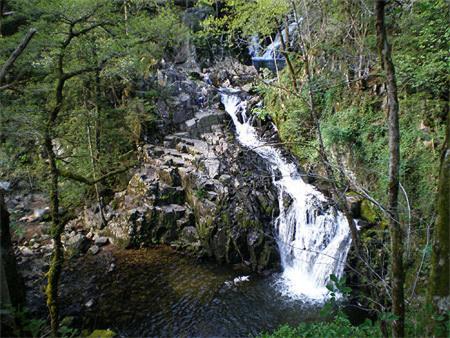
63,246,321,337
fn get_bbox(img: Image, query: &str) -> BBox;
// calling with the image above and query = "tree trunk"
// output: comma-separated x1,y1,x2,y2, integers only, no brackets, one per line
44,52,66,337
0,0,4,36
0,190,25,309
44,130,63,338
375,1,404,337
276,17,298,93
1,190,25,336
427,108,449,337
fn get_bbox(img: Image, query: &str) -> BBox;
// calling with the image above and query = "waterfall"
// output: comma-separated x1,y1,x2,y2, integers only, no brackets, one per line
250,22,298,71
220,91,352,301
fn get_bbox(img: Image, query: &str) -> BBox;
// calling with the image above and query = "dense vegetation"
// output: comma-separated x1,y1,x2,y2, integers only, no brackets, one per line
1,0,448,337
200,0,448,336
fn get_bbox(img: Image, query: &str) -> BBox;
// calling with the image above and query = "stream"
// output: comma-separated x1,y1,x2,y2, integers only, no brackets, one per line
58,246,322,337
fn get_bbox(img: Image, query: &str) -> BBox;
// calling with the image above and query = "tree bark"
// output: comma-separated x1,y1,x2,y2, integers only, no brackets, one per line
0,0,4,36
44,131,62,338
0,190,25,310
427,108,449,337
375,1,404,337
42,18,108,335
276,17,298,93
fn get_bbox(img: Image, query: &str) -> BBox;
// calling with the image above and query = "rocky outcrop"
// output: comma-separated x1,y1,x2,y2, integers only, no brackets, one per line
91,121,279,271
73,63,281,272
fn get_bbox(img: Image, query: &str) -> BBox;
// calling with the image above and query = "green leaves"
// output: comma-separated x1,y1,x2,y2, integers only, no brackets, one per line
1,0,189,211
261,311,382,338
200,0,289,48
380,311,399,322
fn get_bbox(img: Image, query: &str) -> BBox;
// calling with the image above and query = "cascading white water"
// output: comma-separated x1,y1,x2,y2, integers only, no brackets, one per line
221,91,352,301
250,22,298,61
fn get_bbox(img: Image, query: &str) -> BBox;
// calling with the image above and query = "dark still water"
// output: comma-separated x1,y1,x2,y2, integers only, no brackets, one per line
60,246,322,337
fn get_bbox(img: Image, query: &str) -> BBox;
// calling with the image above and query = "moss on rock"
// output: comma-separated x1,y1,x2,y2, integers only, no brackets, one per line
360,199,379,224
87,329,116,338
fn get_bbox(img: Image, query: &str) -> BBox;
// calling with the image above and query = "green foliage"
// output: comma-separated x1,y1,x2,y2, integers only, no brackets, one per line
2,306,46,337
199,0,289,48
252,108,270,121
194,188,207,199
261,313,381,338
0,0,189,209
394,0,449,97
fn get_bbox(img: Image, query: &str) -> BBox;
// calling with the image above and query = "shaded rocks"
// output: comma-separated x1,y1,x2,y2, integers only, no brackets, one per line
94,236,109,246
65,233,90,257
19,207,50,223
89,245,100,255
69,63,281,272
19,246,34,257
92,113,279,271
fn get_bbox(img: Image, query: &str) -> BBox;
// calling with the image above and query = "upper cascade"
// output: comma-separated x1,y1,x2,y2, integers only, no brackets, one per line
220,90,352,301
249,22,298,71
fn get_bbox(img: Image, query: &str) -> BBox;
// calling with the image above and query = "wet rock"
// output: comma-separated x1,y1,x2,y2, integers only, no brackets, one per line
20,246,33,256
85,299,95,308
89,245,100,255
66,234,90,256
180,226,198,243
0,181,11,191
94,237,109,246
203,158,220,178
282,191,293,209
107,263,116,273
346,194,362,218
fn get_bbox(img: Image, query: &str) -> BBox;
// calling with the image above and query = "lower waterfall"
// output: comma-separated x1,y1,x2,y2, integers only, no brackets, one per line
221,91,352,301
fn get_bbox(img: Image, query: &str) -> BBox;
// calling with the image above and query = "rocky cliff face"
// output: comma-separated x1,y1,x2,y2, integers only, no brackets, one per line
72,61,281,272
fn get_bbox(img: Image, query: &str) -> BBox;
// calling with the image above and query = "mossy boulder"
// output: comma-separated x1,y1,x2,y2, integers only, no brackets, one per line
87,329,116,338
360,199,380,224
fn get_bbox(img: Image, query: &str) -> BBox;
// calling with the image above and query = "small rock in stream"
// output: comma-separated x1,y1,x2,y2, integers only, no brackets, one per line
107,263,116,273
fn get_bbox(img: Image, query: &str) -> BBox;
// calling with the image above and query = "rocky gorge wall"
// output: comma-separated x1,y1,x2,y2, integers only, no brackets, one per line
68,61,282,273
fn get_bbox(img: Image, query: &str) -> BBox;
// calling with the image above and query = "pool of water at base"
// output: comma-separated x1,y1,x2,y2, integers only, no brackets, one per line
61,246,323,337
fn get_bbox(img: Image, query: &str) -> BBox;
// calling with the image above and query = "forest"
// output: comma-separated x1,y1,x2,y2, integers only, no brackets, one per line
0,0,448,337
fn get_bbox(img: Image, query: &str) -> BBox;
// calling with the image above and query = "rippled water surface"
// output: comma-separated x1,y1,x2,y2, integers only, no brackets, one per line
63,246,322,337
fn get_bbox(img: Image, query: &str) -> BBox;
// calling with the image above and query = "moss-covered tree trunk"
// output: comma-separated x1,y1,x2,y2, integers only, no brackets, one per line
375,1,404,337
44,128,63,337
427,108,449,336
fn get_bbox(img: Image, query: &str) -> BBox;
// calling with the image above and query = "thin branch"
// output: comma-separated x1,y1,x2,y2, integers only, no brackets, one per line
409,218,432,299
